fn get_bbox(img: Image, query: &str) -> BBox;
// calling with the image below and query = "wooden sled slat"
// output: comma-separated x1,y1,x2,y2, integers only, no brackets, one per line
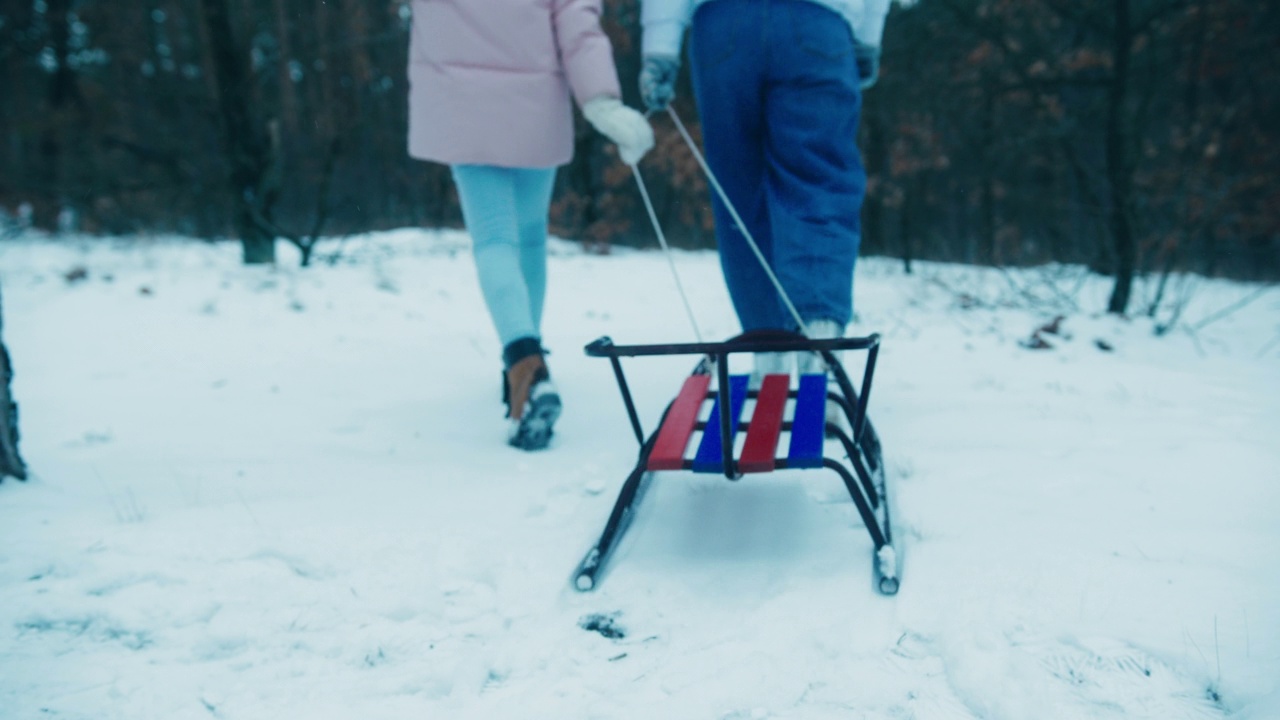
646,373,711,471
739,373,789,473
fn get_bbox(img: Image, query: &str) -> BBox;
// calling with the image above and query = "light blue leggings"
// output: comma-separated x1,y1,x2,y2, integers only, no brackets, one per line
451,165,557,349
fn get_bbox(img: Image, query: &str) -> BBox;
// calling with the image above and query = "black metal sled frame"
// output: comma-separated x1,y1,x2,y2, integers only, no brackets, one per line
573,331,898,595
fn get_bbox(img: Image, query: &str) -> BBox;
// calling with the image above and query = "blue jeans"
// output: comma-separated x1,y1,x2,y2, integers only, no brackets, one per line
691,0,865,331
451,165,557,348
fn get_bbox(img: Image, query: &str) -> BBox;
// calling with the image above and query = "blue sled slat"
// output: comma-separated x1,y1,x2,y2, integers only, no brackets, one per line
788,374,827,469
691,374,750,474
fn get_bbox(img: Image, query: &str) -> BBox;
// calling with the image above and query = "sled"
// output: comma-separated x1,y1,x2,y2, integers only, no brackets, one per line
572,330,899,595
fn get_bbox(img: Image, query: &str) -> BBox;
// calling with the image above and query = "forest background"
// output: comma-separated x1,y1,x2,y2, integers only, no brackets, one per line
2,0,1277,315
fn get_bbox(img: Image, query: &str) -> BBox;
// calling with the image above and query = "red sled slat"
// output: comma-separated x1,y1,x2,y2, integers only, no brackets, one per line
646,374,712,471
739,374,789,473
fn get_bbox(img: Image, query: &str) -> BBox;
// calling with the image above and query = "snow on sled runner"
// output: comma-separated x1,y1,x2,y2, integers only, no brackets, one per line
572,108,898,594
572,330,899,595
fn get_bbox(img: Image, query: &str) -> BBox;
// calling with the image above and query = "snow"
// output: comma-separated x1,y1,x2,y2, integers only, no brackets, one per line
1,230,1277,719
876,544,897,584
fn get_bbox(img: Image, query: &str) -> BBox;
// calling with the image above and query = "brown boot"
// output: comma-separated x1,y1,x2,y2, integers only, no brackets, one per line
501,338,562,450
505,354,546,422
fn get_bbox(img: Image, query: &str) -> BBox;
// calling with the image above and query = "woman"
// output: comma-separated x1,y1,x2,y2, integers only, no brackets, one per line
409,0,654,450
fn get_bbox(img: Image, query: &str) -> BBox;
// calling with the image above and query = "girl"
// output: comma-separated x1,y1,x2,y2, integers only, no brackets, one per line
408,0,654,450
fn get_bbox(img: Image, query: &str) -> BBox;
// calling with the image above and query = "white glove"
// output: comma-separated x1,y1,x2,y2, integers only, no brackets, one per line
582,96,655,165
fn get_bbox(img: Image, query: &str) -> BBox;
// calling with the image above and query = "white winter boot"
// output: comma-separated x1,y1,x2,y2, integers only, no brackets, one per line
797,319,847,435
750,351,793,390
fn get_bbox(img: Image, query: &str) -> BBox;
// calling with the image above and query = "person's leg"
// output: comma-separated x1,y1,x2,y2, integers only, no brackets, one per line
451,164,541,348
763,0,865,331
690,0,785,333
452,164,562,449
510,167,557,332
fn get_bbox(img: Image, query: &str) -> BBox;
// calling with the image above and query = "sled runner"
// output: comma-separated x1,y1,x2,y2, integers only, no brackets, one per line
572,330,899,595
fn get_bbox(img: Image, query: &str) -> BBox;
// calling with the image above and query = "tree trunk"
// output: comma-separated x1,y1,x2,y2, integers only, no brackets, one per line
273,0,299,136
0,285,27,481
900,182,917,275
861,110,888,259
980,83,998,266
200,0,277,264
1106,0,1136,314
36,0,84,229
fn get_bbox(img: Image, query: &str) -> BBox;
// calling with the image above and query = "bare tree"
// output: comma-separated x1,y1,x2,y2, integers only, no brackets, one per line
199,0,279,263
0,284,26,481
1102,0,1138,314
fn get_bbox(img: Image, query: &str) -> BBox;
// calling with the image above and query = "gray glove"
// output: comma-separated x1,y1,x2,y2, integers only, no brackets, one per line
855,42,881,91
639,54,680,111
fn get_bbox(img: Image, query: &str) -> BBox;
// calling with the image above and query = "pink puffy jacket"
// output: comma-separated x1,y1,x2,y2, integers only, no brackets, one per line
408,0,623,168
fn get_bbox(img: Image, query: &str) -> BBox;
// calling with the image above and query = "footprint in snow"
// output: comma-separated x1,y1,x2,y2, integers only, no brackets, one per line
579,612,626,640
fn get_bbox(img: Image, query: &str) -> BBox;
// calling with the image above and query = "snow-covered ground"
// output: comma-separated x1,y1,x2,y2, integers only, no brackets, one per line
1,230,1277,719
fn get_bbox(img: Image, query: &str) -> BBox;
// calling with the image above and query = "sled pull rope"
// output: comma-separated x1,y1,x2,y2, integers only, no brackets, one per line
665,106,809,337
631,162,704,343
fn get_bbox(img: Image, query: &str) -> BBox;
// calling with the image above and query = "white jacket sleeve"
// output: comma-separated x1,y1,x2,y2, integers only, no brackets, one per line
855,0,892,47
641,0,695,57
